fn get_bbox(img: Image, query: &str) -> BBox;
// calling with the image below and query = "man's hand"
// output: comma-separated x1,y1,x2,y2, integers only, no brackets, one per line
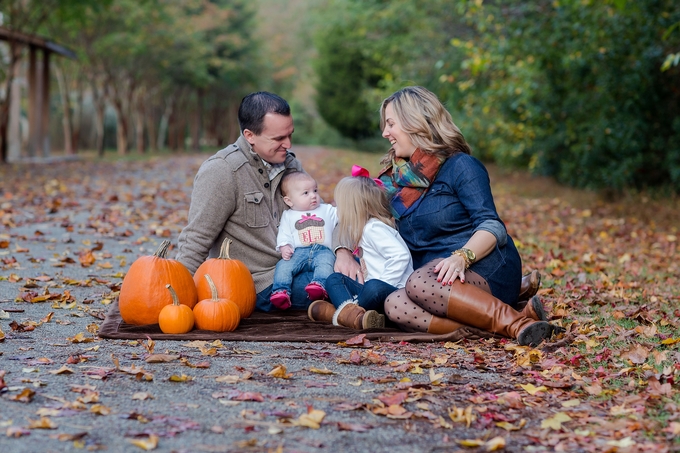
334,248,364,284
280,244,294,260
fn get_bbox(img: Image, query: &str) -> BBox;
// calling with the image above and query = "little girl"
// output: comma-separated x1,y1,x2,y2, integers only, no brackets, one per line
308,169,413,329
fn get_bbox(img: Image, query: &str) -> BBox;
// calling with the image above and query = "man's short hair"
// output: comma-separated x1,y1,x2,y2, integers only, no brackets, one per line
238,92,291,135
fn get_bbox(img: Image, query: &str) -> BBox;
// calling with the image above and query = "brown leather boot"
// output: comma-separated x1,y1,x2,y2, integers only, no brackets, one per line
518,270,541,302
307,300,336,323
519,295,547,321
333,301,384,329
444,281,556,347
427,315,465,334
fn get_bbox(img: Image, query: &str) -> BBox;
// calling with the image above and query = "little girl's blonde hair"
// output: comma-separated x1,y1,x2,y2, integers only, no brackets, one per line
334,176,394,249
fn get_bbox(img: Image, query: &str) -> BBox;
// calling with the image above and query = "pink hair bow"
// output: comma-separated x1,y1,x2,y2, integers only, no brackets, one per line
351,165,385,188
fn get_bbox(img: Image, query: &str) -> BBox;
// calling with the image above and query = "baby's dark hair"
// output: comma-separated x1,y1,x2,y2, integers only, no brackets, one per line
280,170,314,197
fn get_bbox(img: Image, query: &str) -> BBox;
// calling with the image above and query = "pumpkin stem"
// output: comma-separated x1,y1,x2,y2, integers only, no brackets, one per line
154,240,171,259
218,237,233,260
204,274,219,300
165,284,181,306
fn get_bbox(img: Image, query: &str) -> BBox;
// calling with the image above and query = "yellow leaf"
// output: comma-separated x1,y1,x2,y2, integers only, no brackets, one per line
132,392,153,401
607,437,635,448
309,367,335,375
561,399,581,407
168,374,192,382
520,383,547,395
295,409,326,429
49,365,74,375
443,341,464,349
410,365,424,374
485,436,506,451
127,435,159,450
27,417,57,429
268,364,292,379
90,404,111,415
540,412,572,430
215,375,240,384
495,419,526,431
661,337,680,345
458,439,485,447
429,368,444,384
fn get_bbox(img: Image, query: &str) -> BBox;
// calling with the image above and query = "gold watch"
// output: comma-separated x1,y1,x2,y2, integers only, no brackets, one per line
452,248,476,268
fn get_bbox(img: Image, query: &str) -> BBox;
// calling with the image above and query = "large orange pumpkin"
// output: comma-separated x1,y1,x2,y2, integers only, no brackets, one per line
193,274,240,332
159,284,195,334
119,240,197,325
193,237,256,318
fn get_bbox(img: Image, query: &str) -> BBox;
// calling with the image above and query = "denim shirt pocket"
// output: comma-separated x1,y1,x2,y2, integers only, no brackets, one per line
245,191,269,228
414,183,450,217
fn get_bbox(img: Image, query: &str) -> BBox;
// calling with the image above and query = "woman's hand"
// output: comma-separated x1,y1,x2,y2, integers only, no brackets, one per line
433,254,467,285
334,248,364,284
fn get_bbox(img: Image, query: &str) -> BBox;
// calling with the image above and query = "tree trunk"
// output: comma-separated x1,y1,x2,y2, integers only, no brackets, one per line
135,87,145,153
114,99,128,156
54,62,74,155
157,94,174,150
191,89,203,153
146,104,158,153
72,75,84,153
90,76,106,157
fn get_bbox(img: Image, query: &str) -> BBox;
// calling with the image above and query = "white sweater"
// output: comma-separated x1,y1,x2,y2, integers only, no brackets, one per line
357,219,413,288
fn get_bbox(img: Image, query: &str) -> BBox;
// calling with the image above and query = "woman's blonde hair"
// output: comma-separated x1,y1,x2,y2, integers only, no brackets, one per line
380,86,471,165
334,176,394,249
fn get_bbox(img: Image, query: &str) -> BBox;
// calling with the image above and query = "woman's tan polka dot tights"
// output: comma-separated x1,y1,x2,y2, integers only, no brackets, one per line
384,261,491,332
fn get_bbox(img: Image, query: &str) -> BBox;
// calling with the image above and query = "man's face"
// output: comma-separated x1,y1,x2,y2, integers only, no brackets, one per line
283,176,320,211
244,113,294,165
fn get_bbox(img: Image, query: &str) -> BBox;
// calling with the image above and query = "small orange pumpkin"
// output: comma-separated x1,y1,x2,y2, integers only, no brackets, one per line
119,240,197,325
193,274,241,332
159,284,195,334
193,237,256,318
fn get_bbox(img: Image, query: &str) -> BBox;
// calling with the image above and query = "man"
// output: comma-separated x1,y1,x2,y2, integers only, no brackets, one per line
176,92,313,311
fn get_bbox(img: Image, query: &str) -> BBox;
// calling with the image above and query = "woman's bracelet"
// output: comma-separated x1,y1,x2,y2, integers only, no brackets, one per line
451,248,476,269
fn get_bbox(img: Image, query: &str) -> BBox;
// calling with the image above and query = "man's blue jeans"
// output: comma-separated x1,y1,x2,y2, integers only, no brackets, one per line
325,272,397,313
256,244,335,312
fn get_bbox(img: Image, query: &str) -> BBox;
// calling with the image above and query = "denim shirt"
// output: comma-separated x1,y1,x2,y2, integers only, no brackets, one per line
395,152,521,304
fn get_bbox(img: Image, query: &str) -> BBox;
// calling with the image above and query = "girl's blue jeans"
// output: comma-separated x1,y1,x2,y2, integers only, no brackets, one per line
325,272,397,313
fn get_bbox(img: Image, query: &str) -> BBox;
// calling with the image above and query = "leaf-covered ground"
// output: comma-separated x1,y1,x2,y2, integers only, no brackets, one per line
0,146,678,452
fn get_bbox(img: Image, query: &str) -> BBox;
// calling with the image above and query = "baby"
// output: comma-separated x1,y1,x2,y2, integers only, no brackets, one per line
270,171,337,309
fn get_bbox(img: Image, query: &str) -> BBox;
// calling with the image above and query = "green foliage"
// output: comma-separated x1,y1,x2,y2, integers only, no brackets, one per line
311,0,680,192
438,0,680,192
313,22,379,140
310,0,462,142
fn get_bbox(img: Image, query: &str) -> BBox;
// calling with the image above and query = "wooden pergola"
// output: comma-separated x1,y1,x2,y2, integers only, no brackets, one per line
0,27,77,159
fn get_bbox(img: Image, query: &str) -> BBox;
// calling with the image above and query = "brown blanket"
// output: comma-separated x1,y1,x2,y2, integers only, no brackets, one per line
99,301,497,343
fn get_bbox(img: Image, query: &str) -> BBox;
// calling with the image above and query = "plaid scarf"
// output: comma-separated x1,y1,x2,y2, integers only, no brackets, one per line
378,149,446,219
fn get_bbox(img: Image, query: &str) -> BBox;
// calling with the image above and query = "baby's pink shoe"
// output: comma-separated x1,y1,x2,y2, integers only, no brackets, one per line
305,282,328,301
270,290,291,310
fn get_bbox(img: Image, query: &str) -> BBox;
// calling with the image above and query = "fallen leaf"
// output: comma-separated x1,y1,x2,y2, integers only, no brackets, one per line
128,434,159,450
168,374,193,382
309,367,335,375
619,343,649,364
268,364,292,379
132,392,153,400
145,354,179,363
520,383,548,395
49,365,75,375
27,417,57,429
337,422,373,432
541,412,572,430
295,408,326,429
9,388,35,403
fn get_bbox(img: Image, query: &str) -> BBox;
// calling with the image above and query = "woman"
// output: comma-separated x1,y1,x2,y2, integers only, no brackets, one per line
335,86,560,346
